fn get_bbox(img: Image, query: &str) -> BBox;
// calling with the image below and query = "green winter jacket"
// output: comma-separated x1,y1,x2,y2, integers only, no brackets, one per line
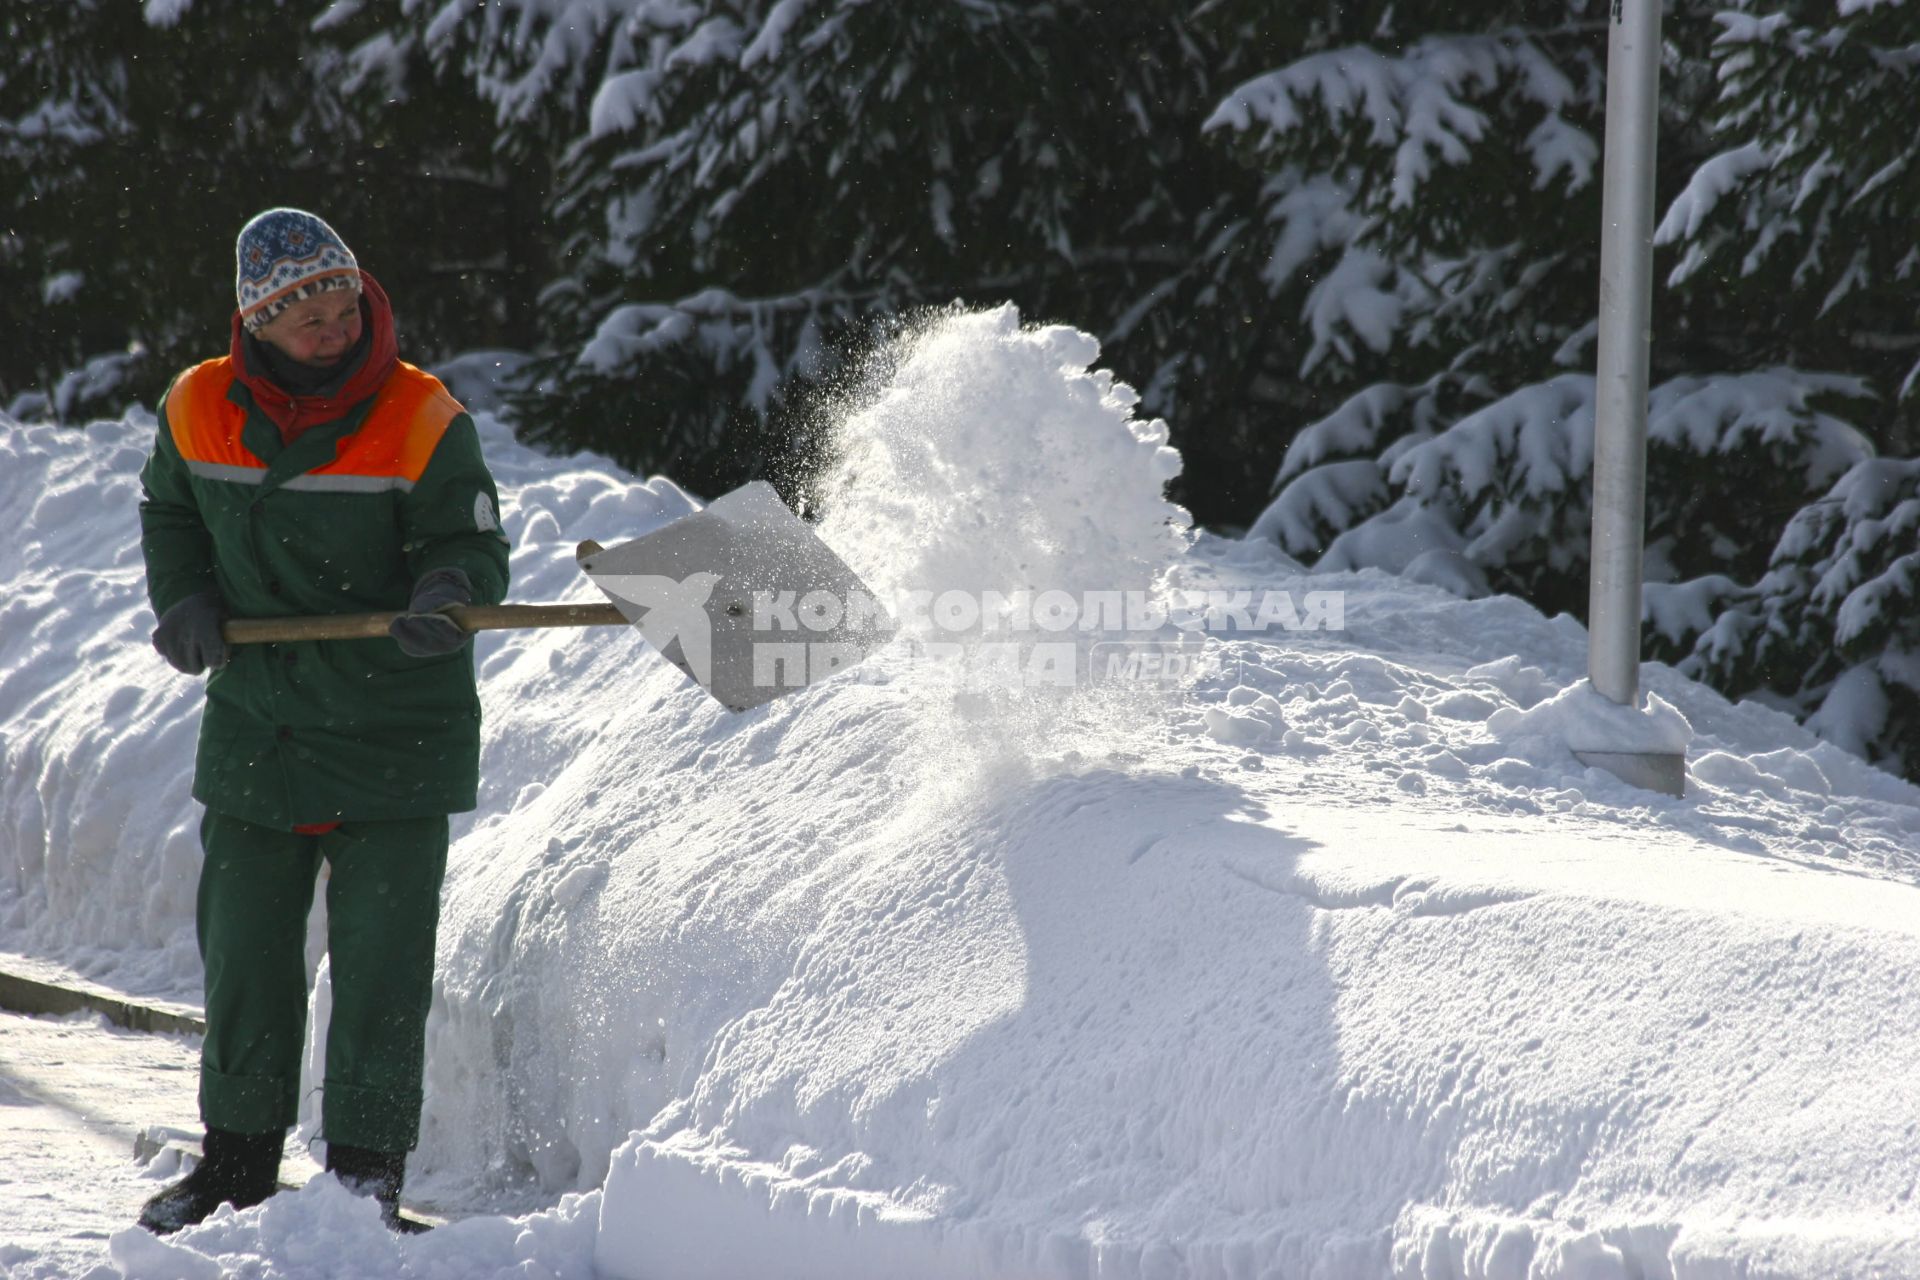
138,357,511,829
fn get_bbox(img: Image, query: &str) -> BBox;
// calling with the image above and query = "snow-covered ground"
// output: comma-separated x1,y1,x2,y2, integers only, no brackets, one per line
3,308,1919,1279
0,1008,201,1274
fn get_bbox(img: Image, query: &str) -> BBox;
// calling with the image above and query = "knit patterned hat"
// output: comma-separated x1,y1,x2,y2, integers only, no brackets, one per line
235,208,362,334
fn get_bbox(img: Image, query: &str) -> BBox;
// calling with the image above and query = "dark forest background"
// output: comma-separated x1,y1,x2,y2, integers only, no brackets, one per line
4,0,1917,777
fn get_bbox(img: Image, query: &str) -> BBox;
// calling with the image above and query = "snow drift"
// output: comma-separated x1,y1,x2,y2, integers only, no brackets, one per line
3,309,1920,1279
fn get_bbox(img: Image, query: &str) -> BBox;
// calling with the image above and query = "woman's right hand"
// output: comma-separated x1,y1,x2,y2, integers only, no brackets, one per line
153,589,230,675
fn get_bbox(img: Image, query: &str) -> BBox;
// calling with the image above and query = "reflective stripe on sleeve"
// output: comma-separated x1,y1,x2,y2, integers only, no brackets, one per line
183,461,416,494
184,460,267,485
280,473,416,494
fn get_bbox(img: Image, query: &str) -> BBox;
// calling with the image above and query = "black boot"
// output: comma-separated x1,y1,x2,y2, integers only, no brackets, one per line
138,1127,284,1234
325,1142,428,1233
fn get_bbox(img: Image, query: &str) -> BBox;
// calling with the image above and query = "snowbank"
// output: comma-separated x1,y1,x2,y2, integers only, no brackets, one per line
4,308,1920,1279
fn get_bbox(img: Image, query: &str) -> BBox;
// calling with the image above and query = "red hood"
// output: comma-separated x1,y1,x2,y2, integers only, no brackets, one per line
230,271,400,444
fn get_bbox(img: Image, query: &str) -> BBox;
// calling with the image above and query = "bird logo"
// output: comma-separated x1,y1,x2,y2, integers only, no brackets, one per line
592,571,723,686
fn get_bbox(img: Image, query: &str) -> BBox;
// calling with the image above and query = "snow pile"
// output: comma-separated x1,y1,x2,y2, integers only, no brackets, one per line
3,310,1920,1279
410,306,1212,1211
1487,675,1693,756
107,1178,600,1280
416,310,1920,1280
0,416,204,993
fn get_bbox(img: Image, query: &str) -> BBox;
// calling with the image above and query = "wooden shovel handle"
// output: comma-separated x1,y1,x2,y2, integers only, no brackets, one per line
222,601,628,646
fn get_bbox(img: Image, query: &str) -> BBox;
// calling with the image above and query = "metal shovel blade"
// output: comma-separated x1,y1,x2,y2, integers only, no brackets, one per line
577,481,895,712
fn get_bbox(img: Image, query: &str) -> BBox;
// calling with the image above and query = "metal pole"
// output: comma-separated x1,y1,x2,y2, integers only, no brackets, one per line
1580,0,1685,797
1589,0,1662,707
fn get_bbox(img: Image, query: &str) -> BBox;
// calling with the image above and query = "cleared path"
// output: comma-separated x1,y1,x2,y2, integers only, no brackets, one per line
0,1008,203,1277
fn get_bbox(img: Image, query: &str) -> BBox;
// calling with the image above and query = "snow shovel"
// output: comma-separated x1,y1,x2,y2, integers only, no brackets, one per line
221,481,896,711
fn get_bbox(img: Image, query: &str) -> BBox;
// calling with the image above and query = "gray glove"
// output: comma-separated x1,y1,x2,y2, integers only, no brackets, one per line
152,589,229,675
389,567,473,657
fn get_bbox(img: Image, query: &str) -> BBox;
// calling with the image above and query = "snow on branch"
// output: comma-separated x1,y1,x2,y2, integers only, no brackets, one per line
1390,373,1593,505
1650,368,1873,482
579,286,829,412
1249,459,1391,558
142,0,194,27
1654,142,1772,251
1836,551,1920,649
741,0,817,68
1206,35,1590,208
1256,171,1362,294
1272,373,1477,488
1276,383,1421,487
1391,368,1872,508
420,0,682,126
590,68,666,138
1301,247,1404,373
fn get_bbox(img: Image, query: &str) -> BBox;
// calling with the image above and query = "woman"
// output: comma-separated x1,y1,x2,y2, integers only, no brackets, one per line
136,208,510,1233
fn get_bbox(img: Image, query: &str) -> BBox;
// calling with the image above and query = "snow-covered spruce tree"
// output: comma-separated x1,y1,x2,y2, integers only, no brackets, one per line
1251,368,1874,620
413,0,1299,516
1218,6,1920,774
1,0,533,419
1211,2,1746,563
1,0,161,415
1203,3,1635,406
1686,458,1920,776
1641,0,1920,776
1655,2,1920,456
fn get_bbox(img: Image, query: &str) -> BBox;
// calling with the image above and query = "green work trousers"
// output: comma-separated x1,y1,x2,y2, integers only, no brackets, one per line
196,808,449,1152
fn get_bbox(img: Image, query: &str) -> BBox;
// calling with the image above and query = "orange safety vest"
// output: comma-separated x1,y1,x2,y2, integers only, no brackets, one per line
164,357,463,493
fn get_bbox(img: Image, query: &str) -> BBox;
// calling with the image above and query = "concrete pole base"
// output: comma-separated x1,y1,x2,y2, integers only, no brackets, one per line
1574,749,1686,798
